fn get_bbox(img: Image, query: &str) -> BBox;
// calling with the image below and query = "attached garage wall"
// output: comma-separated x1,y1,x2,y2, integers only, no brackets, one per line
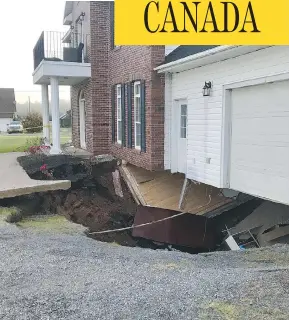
230,81,289,205
166,46,289,188
164,73,172,170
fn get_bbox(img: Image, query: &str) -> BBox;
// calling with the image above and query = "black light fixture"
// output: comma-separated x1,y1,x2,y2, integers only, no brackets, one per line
80,12,85,21
203,81,212,97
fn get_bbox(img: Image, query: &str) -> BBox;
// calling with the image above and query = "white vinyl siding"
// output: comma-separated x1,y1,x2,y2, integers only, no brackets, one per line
134,81,141,149
165,46,289,188
116,84,122,144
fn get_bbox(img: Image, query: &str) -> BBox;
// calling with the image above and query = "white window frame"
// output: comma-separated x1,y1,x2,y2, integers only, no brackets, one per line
134,81,141,150
180,104,187,139
116,84,122,144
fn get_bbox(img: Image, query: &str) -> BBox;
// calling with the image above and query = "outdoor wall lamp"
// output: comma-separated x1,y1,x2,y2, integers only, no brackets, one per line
80,12,85,21
203,81,212,97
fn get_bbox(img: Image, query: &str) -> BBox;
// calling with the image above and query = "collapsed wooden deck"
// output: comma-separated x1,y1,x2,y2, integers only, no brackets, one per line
120,163,235,217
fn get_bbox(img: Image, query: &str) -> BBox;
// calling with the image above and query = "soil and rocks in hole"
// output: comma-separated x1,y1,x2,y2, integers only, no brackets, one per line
1,187,138,246
1,154,139,246
1,192,264,254
3,153,265,252
14,153,190,250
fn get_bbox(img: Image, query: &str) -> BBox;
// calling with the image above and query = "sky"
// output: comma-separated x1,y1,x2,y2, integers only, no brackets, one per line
0,0,70,103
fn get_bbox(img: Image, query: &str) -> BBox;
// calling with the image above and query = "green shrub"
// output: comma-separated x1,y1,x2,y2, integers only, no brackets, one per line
22,112,43,133
4,208,23,223
23,137,43,150
0,207,18,217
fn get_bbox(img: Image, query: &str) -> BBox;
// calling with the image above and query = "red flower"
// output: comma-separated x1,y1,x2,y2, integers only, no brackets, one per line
40,164,47,171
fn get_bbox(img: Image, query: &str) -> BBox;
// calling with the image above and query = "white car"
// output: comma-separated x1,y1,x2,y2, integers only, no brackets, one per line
7,121,24,134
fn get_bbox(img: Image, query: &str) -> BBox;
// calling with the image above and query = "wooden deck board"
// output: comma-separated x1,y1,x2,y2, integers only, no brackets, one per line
125,165,158,184
124,164,233,215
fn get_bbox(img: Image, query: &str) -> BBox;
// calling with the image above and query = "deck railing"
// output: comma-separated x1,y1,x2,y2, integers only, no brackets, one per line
33,31,90,70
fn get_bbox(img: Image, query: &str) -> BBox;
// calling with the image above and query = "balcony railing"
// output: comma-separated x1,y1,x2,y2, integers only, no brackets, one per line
33,31,90,71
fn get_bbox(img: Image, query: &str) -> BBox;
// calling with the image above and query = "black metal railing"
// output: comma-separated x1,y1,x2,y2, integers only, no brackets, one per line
33,31,90,70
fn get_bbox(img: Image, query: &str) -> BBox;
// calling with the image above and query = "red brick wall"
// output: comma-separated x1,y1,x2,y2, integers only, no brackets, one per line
109,46,165,170
71,2,111,155
107,2,165,170
71,1,165,170
71,85,80,149
89,1,111,155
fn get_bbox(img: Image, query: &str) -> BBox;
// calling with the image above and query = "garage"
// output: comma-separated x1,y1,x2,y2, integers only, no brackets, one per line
230,80,289,205
157,45,289,204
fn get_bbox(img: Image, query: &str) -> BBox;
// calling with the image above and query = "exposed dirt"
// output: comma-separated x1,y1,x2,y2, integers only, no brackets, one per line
2,154,138,247
1,186,138,247
17,153,117,182
1,154,264,252
59,176,138,246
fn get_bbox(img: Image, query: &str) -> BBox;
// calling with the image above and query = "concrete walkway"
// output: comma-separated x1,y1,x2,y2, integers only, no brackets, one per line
0,153,71,199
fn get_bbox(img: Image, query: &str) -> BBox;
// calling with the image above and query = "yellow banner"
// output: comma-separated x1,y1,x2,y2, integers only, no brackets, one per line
115,0,289,45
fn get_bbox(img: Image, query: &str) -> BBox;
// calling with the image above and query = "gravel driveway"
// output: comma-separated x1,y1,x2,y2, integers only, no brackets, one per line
0,220,289,320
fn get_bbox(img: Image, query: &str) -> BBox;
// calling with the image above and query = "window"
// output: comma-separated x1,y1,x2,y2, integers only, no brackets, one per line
116,85,122,143
180,104,187,139
134,81,141,149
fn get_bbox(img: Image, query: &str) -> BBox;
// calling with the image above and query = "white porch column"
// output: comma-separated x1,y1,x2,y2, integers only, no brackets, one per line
50,77,61,154
41,84,50,145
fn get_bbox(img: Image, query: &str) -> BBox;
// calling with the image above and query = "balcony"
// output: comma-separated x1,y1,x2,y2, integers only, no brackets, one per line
32,31,91,86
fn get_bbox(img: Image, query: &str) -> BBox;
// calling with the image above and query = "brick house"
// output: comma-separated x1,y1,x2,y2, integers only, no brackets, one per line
32,1,248,223
68,1,165,171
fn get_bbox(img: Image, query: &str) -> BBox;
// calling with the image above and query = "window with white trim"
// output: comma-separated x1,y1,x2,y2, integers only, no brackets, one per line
134,81,141,149
116,85,122,143
180,104,187,138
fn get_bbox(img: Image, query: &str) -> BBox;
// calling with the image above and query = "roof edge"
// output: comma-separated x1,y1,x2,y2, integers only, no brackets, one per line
63,1,73,21
155,45,237,73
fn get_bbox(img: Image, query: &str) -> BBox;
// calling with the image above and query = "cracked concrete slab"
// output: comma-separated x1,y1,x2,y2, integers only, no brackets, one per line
0,153,71,199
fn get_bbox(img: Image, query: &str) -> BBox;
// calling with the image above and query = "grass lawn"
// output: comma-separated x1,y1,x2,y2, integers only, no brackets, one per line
0,128,71,153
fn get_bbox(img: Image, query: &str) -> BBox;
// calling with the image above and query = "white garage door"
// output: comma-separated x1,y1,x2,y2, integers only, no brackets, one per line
230,80,289,205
